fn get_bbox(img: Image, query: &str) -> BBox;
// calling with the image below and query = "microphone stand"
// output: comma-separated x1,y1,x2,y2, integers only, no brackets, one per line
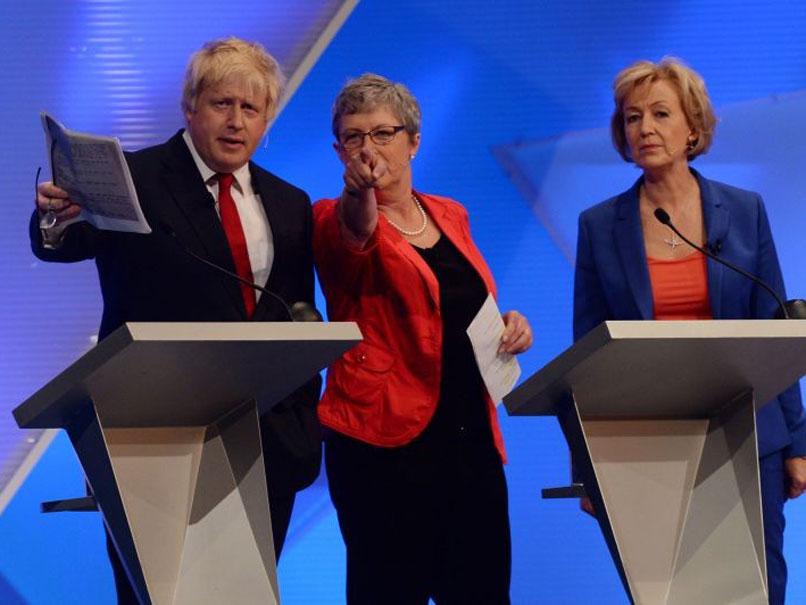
159,226,321,323
654,208,806,319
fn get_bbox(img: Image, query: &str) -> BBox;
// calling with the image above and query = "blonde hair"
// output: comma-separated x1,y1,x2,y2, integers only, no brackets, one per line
182,37,285,121
331,73,421,140
611,57,716,162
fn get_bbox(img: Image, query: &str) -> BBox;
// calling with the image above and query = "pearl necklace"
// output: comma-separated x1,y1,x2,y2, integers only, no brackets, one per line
383,194,428,236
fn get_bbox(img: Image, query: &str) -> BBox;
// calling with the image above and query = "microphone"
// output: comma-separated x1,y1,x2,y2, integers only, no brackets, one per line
653,208,806,320
157,224,320,322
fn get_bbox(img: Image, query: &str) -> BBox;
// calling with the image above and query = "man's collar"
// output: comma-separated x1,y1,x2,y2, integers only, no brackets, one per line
181,129,251,189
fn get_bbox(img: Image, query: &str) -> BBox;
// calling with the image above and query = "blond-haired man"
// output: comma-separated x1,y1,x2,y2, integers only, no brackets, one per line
32,37,319,603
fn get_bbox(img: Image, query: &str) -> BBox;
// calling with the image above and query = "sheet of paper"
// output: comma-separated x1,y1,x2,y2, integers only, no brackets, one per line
467,293,521,405
41,112,150,234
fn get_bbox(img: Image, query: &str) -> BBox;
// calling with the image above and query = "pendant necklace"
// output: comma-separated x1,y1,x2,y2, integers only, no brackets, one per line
664,230,683,249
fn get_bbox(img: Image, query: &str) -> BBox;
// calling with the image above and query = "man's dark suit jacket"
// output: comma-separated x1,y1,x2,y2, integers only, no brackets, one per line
30,130,322,500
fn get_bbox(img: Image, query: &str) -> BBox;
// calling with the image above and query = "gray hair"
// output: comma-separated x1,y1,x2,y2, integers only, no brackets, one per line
331,73,421,140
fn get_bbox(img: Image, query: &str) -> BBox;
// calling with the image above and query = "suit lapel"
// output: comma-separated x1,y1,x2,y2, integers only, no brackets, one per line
374,193,500,311
384,193,499,312
161,132,247,317
380,213,441,309
614,179,654,319
421,193,497,296
695,170,730,319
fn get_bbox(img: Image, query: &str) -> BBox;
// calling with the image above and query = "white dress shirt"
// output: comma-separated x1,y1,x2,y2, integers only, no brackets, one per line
182,130,274,299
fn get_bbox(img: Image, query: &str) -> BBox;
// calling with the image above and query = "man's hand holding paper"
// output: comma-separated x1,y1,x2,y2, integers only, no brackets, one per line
36,181,81,225
38,112,150,236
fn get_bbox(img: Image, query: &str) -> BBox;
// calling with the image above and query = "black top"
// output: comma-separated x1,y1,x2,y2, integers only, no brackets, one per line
414,236,487,432
410,235,500,472
325,234,501,478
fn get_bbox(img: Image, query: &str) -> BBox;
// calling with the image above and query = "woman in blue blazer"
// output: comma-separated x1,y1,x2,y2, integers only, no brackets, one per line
574,57,806,604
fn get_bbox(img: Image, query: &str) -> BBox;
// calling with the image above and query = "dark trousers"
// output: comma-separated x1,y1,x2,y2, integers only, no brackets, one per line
761,450,787,605
326,433,511,605
108,491,296,604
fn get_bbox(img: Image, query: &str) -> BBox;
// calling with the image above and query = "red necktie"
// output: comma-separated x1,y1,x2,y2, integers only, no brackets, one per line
216,173,256,318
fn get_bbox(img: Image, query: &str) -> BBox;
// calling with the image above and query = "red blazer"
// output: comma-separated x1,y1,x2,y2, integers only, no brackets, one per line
313,192,507,460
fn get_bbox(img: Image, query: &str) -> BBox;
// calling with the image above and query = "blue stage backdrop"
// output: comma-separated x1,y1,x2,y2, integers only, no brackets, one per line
1,1,805,603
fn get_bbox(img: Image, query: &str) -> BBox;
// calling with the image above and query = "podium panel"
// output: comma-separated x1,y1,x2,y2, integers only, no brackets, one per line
14,322,362,605
505,320,806,605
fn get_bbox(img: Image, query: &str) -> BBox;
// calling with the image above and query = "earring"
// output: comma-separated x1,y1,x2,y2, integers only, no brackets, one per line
410,154,416,160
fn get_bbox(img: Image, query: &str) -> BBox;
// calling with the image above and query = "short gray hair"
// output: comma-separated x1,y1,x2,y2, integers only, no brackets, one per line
331,73,421,140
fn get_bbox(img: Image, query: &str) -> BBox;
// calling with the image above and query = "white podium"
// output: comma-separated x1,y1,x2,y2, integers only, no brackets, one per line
505,320,806,605
14,322,361,605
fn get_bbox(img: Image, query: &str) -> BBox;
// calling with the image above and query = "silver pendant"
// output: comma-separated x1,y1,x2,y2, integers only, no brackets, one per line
664,232,682,249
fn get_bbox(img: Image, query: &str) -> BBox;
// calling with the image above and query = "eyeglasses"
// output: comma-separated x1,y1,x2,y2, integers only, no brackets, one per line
339,125,406,150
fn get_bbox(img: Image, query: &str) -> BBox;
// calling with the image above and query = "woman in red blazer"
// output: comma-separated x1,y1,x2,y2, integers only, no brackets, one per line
313,74,532,605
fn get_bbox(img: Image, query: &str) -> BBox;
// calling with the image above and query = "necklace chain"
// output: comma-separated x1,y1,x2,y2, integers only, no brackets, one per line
383,194,428,236
641,187,691,250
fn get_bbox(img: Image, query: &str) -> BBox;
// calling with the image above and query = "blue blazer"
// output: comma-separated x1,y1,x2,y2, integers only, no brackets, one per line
573,169,806,458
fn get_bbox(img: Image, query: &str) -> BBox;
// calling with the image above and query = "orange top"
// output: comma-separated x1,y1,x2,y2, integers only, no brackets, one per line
647,251,713,320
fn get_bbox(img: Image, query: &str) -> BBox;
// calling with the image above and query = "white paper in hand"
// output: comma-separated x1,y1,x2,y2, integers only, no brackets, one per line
466,293,521,405
41,112,151,234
